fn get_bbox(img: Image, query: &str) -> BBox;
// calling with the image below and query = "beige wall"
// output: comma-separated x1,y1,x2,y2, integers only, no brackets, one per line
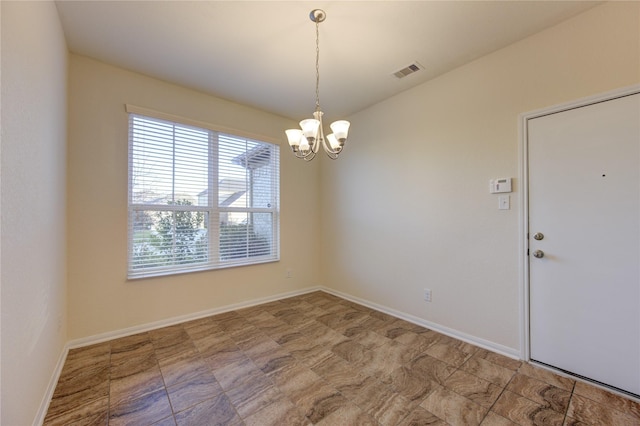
1,2,68,424
67,55,321,340
320,2,640,353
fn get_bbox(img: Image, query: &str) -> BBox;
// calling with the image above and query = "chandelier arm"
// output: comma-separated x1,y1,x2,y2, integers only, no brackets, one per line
293,150,310,160
325,149,339,160
321,137,343,155
294,135,319,160
293,138,318,160
294,148,316,161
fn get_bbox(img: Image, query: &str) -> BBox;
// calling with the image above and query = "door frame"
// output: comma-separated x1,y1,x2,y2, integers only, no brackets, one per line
518,84,640,362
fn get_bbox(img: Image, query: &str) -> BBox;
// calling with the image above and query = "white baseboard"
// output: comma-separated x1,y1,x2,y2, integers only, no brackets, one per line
33,344,69,426
321,287,521,360
67,286,322,349
37,284,519,425
63,285,518,358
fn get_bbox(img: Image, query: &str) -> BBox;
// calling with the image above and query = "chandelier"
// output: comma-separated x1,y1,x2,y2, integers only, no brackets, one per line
285,9,350,161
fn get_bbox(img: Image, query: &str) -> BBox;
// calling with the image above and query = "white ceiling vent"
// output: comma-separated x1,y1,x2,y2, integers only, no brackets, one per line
392,62,423,79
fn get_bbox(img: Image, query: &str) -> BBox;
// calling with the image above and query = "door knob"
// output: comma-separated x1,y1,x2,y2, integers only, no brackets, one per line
533,232,544,240
533,250,545,258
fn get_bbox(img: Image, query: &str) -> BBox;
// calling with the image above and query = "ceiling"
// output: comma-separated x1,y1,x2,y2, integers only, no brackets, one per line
55,1,601,123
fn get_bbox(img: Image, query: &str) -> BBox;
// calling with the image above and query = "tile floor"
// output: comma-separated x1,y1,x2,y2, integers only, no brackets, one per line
44,291,640,425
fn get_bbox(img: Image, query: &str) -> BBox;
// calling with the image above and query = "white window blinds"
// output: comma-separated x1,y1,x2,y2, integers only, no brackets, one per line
128,113,280,278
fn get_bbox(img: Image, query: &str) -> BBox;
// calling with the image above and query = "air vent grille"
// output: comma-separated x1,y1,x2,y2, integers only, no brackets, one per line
393,62,423,79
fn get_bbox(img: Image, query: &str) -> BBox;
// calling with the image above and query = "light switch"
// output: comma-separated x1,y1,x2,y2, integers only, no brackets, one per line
498,195,510,210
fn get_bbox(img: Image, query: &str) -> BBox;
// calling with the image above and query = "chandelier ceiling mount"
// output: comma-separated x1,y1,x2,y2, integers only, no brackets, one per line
309,9,326,24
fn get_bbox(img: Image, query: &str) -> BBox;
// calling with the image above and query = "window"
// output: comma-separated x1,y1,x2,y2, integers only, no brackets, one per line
128,112,279,278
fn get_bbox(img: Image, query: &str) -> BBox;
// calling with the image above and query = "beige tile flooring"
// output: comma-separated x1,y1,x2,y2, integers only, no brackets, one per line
44,291,640,425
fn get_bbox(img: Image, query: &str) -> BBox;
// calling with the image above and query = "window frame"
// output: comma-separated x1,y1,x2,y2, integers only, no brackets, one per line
126,105,280,279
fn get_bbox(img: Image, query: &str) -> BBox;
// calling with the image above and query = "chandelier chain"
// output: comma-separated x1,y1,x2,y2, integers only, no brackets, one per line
315,18,321,112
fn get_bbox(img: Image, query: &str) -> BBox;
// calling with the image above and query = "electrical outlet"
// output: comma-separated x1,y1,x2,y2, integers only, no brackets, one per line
286,269,293,278
423,288,432,302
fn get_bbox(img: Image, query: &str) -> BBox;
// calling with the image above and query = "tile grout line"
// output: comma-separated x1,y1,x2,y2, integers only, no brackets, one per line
484,368,516,425
107,343,112,425
149,335,177,425
562,380,577,426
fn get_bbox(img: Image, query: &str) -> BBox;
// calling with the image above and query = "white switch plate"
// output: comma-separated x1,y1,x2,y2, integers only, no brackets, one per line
498,195,510,210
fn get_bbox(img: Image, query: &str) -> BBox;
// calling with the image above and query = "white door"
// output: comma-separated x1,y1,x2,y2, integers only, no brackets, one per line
528,91,640,397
